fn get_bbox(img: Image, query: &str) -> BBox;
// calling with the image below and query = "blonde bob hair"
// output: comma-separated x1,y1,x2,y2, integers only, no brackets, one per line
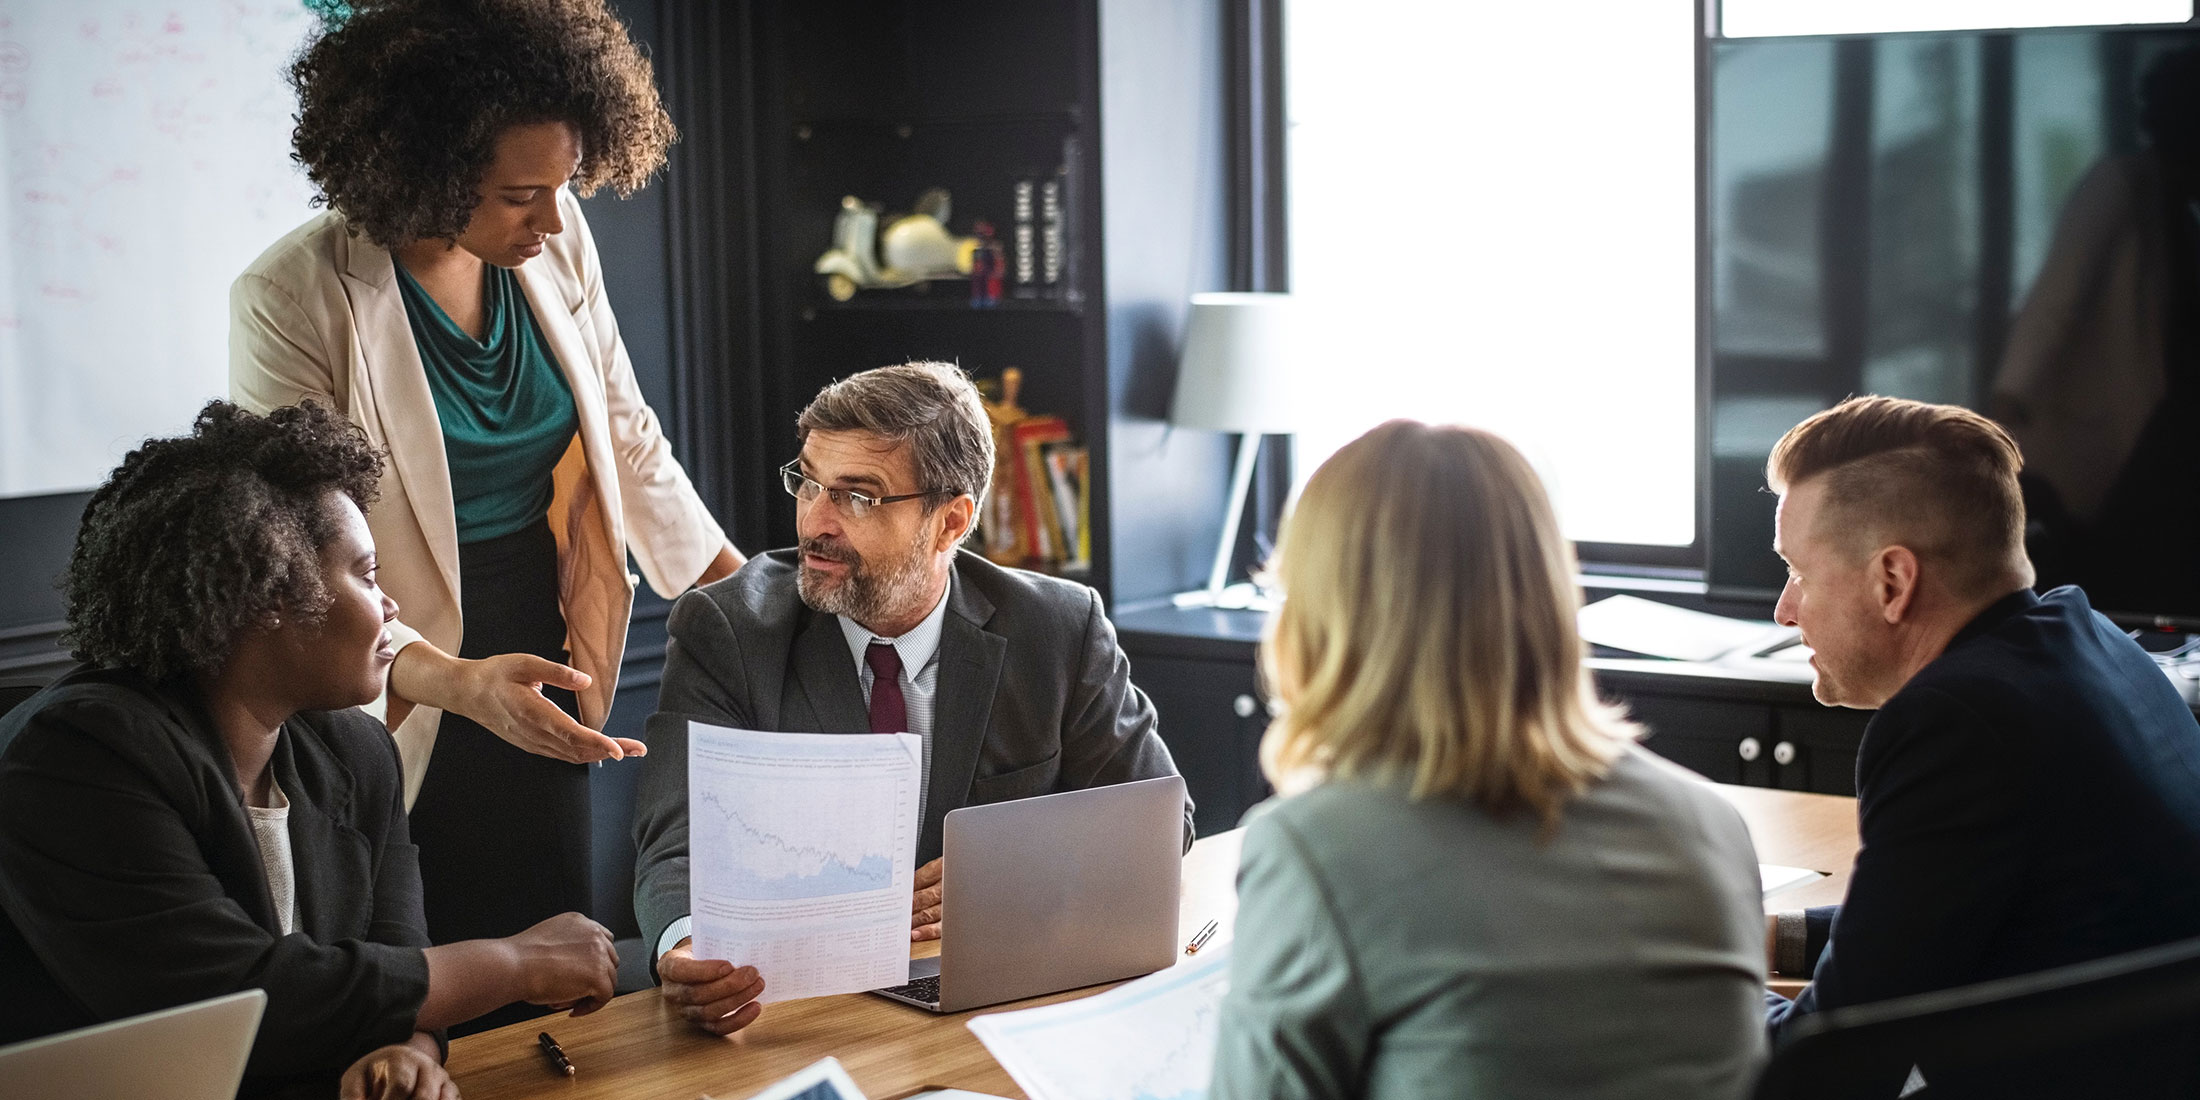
1260,420,1636,824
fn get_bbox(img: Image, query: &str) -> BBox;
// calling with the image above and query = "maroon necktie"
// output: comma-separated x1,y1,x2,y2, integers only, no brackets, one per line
866,641,907,734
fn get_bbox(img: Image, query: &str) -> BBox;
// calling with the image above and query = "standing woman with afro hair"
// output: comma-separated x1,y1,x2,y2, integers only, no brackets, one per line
229,0,744,1007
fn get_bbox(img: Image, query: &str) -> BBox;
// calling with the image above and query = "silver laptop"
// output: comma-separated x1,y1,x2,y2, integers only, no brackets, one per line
872,774,1186,1012
0,989,265,1100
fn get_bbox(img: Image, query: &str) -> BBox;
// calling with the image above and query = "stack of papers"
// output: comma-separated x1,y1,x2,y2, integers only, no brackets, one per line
1579,594,1797,662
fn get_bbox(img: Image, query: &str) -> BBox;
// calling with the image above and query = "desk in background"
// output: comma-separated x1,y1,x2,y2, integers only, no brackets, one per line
1111,599,1873,836
448,785,1857,1100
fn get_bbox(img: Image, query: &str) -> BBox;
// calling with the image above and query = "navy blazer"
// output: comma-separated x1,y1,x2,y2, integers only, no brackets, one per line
1768,587,2200,1096
0,666,434,1099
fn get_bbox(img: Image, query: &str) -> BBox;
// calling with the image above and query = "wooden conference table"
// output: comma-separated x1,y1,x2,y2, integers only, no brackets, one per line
450,784,1858,1100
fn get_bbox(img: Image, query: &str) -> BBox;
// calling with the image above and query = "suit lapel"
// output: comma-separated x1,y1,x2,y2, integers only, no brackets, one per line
791,610,871,733
921,566,1004,861
166,688,283,936
339,236,461,607
269,724,365,941
515,228,621,554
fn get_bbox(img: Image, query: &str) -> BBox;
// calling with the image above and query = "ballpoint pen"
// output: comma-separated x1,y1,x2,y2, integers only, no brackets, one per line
1185,919,1218,955
538,1031,576,1077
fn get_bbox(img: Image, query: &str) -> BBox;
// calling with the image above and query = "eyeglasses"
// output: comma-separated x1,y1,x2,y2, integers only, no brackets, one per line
780,461,953,519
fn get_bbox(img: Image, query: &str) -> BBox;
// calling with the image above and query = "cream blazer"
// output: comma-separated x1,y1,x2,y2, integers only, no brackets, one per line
229,189,727,806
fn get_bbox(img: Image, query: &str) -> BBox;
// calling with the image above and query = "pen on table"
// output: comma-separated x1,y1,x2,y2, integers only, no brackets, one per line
538,1031,576,1077
1185,919,1218,955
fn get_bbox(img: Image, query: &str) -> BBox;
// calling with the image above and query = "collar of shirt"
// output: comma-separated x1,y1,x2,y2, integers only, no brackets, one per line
835,579,952,682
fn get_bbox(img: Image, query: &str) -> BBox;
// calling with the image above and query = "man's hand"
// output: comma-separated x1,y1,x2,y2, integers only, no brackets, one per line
459,653,645,763
659,939,766,1035
912,857,944,942
339,1038,454,1100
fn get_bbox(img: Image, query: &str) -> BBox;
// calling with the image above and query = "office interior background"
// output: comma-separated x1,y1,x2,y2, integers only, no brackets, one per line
1,0,2196,945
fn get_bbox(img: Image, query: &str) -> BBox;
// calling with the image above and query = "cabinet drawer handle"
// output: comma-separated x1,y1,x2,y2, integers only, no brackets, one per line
1233,694,1259,718
1773,740,1798,766
1738,737,1762,762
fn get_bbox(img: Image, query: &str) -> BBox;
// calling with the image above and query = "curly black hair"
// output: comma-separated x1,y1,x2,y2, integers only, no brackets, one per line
288,0,676,248
62,401,385,685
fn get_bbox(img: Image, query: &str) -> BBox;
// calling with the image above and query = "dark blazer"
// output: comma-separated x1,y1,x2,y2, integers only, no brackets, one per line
1767,587,2200,1097
632,548,1192,956
0,666,434,1099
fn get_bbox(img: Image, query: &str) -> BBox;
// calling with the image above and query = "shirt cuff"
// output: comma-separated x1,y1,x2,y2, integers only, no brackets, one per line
656,915,693,962
1774,909,1811,977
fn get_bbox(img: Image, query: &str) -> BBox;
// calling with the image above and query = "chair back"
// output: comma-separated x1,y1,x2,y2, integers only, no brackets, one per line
0,675,53,754
1753,934,2200,1099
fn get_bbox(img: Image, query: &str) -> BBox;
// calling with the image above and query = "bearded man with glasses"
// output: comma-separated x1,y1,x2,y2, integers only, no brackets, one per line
631,361,1192,1035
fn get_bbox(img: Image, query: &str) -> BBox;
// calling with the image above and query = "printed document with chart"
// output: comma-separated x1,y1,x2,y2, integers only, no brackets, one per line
688,723,923,1003
968,944,1231,1100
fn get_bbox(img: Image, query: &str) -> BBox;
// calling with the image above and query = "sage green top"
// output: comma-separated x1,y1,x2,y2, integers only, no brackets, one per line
395,261,577,545
1209,746,1768,1100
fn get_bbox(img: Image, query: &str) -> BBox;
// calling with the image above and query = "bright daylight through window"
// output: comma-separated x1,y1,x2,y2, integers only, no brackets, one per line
1285,1,1698,548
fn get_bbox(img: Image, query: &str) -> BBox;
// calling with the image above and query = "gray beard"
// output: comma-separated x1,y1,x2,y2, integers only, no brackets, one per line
796,538,936,628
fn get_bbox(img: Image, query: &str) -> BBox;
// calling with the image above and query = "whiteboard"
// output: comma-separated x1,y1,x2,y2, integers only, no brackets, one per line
0,1,319,497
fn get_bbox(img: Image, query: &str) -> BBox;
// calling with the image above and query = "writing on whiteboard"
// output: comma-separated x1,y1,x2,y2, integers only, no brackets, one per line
0,1,321,497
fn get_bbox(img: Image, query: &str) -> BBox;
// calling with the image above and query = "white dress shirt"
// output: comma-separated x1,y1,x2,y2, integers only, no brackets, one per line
246,778,299,937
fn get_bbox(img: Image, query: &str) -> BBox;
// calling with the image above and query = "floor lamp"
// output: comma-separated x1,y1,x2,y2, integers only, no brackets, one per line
1168,293,1305,610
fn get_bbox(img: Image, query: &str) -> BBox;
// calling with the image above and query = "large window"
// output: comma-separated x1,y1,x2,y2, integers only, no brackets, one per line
1284,2,1699,551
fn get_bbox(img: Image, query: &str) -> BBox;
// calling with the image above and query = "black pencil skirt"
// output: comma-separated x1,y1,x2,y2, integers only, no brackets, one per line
407,517,592,1028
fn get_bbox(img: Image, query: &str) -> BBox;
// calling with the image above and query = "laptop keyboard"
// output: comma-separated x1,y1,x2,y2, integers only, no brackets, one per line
879,973,941,1006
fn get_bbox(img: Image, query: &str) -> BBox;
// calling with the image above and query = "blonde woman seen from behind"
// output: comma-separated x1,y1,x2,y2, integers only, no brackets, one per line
1208,420,1768,1100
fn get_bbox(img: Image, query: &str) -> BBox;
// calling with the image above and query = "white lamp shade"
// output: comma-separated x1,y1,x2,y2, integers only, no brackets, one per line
1170,292,1309,434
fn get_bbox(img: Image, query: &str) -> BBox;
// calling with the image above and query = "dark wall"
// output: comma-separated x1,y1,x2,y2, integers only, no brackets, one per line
0,491,86,679
1100,0,1235,604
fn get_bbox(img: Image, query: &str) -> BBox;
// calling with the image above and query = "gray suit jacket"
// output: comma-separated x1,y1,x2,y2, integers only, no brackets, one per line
632,548,1192,955
1209,746,1768,1100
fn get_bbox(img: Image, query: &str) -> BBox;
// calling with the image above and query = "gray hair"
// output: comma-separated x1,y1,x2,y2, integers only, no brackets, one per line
795,361,996,521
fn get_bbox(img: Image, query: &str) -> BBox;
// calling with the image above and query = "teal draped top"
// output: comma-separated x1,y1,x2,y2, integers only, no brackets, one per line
395,262,578,545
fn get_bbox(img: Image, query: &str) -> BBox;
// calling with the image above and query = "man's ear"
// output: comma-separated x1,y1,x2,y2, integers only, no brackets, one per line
932,495,977,552
1875,545,1922,624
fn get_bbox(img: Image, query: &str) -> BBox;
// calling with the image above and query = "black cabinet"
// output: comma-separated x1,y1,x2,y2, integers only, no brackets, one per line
1116,602,1273,835
1607,682,1869,795
1134,654,1271,837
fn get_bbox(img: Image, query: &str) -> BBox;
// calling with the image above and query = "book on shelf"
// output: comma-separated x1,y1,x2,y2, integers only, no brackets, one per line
1042,442,1088,570
1011,416,1072,566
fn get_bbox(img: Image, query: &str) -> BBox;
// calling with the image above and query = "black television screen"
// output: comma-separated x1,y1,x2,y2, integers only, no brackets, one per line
1706,25,2200,624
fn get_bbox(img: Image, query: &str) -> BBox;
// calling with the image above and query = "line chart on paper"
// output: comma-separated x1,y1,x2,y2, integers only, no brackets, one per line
969,944,1231,1100
694,777,900,900
685,724,923,1003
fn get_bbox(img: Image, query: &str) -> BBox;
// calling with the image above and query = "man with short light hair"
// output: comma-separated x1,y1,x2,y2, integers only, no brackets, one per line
631,361,1191,1036
1763,396,2200,1097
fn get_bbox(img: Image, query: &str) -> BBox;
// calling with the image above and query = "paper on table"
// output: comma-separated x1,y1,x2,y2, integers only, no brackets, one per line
1579,594,1796,663
968,944,1230,1100
687,723,923,1004
1760,863,1825,899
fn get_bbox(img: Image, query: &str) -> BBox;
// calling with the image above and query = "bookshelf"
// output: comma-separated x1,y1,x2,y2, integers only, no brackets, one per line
658,0,1239,606
742,1,1116,595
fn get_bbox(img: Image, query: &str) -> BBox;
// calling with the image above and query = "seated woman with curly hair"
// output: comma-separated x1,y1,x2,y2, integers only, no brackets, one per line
230,0,745,979
0,402,620,1099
